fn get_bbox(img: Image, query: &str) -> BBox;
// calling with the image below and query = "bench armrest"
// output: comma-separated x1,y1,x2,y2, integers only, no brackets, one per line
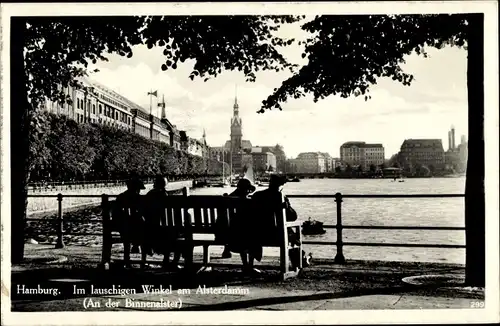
285,220,302,228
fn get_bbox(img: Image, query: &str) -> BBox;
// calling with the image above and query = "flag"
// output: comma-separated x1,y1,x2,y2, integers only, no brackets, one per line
147,90,158,97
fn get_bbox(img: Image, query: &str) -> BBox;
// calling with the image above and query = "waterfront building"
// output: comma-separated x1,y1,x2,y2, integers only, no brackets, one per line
180,130,210,158
333,158,342,168
241,154,254,172
340,142,385,170
43,78,194,150
93,80,134,130
180,131,189,153
445,149,461,171
169,125,182,151
130,107,151,139
458,140,468,172
460,134,467,145
45,78,135,131
293,152,326,173
319,152,335,172
211,146,230,163
250,148,277,173
444,127,467,173
398,139,445,172
248,146,286,173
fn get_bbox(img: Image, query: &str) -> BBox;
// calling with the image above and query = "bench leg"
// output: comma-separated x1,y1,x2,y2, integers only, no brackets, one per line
202,245,211,265
197,245,212,274
297,226,303,270
280,244,288,276
183,244,194,272
140,249,147,269
123,240,131,268
101,235,112,267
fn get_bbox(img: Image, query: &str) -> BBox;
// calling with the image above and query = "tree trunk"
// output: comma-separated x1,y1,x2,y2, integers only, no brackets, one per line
464,13,485,287
11,18,30,264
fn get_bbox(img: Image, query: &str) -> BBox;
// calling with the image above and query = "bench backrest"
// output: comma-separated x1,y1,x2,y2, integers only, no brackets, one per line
105,192,288,236
106,188,187,232
159,194,288,235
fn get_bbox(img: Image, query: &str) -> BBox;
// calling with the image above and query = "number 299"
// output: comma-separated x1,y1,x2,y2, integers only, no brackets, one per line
470,301,485,308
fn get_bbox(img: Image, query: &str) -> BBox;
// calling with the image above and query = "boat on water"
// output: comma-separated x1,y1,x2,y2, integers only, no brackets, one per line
255,177,270,187
209,180,230,188
301,218,326,235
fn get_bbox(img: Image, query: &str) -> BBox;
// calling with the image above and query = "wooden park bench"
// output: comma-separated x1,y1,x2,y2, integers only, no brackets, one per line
101,190,303,280
101,187,189,268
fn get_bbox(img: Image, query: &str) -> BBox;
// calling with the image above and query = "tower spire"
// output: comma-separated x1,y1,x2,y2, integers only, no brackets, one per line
235,84,238,105
233,84,239,116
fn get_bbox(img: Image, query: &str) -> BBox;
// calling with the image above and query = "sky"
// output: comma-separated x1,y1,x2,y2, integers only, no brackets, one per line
88,18,468,159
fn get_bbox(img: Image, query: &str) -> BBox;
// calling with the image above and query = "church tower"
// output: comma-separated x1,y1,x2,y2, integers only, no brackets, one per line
230,92,242,153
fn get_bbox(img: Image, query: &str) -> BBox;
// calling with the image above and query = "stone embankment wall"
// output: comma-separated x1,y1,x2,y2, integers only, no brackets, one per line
27,180,193,215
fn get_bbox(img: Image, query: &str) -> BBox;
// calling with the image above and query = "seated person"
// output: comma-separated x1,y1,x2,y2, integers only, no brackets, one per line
145,176,183,270
114,177,146,260
222,179,259,273
252,174,306,272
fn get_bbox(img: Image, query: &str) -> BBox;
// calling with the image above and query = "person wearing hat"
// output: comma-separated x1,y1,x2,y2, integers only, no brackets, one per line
251,174,306,273
144,176,183,270
115,176,146,259
220,178,257,260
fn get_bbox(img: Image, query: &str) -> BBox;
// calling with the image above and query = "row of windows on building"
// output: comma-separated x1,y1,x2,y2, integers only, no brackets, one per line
46,82,209,156
75,112,133,129
76,99,133,126
99,92,129,111
345,148,384,152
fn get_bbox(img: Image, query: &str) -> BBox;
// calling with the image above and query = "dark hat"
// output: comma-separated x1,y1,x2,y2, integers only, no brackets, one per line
237,178,256,192
154,176,168,189
269,174,287,187
127,177,146,190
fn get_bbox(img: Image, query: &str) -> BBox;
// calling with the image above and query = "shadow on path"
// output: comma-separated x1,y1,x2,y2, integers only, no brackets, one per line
173,286,411,311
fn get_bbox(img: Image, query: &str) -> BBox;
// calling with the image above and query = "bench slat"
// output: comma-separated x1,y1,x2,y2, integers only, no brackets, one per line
193,207,203,228
173,207,184,228
209,207,217,225
202,207,209,227
166,207,174,227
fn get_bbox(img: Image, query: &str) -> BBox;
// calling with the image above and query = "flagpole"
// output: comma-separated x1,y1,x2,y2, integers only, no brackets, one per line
149,89,152,115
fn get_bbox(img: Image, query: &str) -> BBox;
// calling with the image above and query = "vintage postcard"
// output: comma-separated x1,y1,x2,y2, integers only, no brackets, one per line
1,1,499,325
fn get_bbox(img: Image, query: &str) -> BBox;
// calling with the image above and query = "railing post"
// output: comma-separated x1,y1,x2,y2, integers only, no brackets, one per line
55,193,65,249
101,194,111,267
334,192,345,264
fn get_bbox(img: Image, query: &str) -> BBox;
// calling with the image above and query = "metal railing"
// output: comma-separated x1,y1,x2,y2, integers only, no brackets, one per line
25,192,466,262
28,177,202,192
287,193,465,263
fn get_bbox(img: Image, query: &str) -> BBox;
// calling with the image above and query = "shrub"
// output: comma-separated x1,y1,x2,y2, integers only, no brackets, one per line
29,111,224,182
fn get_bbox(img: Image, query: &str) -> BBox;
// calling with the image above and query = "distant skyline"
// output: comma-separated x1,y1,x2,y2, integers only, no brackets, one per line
88,18,468,159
